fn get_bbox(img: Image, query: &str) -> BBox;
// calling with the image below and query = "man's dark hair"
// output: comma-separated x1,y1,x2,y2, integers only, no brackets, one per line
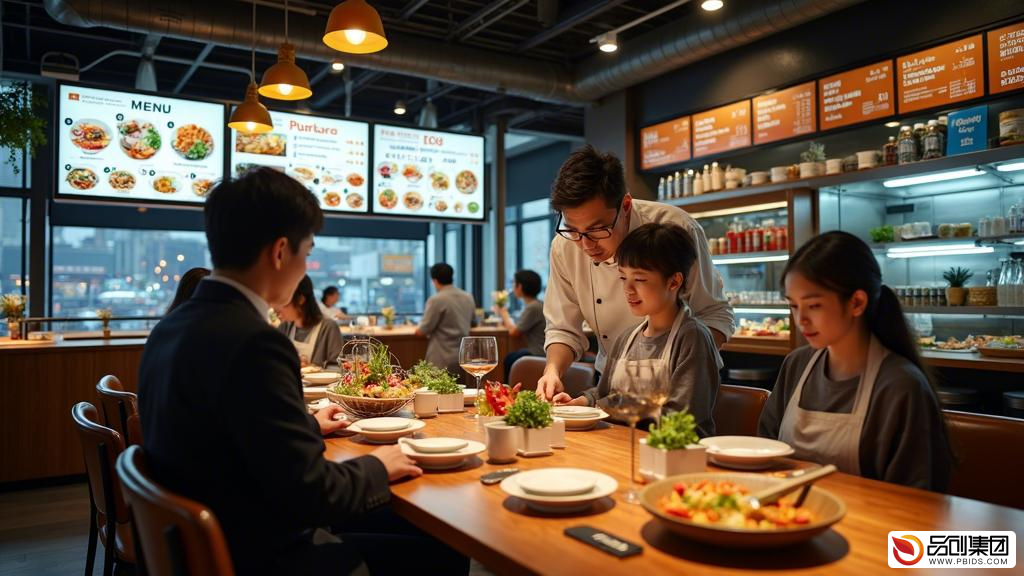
550,144,626,212
321,286,339,304
616,223,697,295
513,269,542,298
430,263,454,285
204,168,323,270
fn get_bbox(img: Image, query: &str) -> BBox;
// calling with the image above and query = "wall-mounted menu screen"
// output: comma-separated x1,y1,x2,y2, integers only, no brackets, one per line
818,61,893,131
898,35,984,114
753,81,816,145
640,116,691,170
988,21,1024,95
56,84,225,205
692,100,750,158
230,109,369,214
372,124,485,221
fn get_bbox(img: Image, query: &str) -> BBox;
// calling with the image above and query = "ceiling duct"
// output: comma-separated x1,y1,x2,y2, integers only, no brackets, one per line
44,0,865,105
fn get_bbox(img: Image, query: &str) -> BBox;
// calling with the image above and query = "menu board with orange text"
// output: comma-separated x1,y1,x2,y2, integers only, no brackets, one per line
640,117,691,170
988,22,1024,95
818,61,893,131
898,35,984,114
753,82,816,145
692,101,750,158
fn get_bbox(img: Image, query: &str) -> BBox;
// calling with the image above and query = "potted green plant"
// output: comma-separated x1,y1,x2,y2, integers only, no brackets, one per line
0,81,48,175
639,411,705,481
408,360,463,412
943,267,973,306
97,308,113,338
2,294,26,340
504,392,553,456
799,142,826,178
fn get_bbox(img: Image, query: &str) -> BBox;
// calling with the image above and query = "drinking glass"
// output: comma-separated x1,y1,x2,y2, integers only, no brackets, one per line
604,364,660,505
459,336,498,392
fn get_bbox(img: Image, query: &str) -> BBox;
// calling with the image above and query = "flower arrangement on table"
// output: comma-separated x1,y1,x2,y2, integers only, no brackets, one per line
491,290,509,309
475,380,522,417
2,294,26,340
97,308,113,337
380,306,396,328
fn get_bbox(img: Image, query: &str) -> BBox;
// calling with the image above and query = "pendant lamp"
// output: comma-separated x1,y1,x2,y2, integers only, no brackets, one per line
323,0,388,54
259,0,312,100
229,1,273,133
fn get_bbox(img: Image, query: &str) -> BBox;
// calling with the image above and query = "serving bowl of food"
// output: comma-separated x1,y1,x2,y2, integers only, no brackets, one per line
327,339,415,418
640,473,845,548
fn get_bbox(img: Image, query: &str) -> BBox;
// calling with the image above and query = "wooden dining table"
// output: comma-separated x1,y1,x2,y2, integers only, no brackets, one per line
323,411,1023,575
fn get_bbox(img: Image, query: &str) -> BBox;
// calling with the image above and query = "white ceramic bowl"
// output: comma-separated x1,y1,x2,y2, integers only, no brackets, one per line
698,436,794,470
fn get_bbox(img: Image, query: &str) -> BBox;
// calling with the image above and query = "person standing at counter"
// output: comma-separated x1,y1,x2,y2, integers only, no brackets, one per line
276,275,344,368
758,231,953,491
416,263,476,375
493,269,547,379
538,145,734,399
319,285,346,320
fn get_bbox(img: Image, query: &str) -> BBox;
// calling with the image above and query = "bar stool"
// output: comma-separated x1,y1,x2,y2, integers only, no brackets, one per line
936,387,983,413
1003,391,1024,419
96,375,143,446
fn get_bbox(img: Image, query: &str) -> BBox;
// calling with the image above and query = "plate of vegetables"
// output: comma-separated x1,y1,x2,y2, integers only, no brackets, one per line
641,473,845,548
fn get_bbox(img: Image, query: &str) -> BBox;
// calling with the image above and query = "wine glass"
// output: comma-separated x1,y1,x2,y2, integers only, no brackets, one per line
604,363,659,505
459,336,498,392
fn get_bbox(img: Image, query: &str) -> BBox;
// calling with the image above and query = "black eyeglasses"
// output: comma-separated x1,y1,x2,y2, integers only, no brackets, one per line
555,207,621,242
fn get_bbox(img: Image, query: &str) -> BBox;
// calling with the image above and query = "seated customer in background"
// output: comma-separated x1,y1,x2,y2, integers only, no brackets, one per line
138,168,466,575
277,275,344,369
553,223,720,436
416,263,476,375
319,285,346,320
493,269,546,380
758,231,952,491
164,267,210,314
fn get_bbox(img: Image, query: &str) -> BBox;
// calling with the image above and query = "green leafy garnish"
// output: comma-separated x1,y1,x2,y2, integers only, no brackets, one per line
143,128,162,150
646,410,699,450
186,141,208,160
504,393,553,429
407,360,461,394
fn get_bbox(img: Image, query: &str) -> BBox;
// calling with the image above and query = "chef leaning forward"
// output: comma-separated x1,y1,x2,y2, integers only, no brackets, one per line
537,145,735,400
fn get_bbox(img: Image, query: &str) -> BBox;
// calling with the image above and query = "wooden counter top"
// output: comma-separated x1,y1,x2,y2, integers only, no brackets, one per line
0,337,147,354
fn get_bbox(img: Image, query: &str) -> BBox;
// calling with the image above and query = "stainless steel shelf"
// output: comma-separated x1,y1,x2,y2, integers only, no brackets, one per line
903,306,1024,316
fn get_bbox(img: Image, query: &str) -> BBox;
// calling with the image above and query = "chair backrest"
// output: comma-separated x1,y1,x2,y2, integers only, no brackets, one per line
713,384,770,437
943,410,1024,509
96,375,143,446
71,402,129,523
509,356,596,397
117,445,235,576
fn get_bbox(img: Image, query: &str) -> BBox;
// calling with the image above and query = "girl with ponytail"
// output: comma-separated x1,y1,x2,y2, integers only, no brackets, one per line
758,231,952,491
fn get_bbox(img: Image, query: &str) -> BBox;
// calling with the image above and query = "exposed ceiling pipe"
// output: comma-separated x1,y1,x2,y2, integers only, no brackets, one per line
43,0,865,105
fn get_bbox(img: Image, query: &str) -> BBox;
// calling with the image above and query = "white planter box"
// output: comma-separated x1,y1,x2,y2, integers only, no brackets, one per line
638,438,706,481
518,426,552,456
437,393,464,413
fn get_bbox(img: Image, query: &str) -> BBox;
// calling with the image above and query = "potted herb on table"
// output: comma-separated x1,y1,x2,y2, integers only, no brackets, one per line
408,360,464,412
943,267,973,306
639,410,706,481
2,294,26,340
504,392,553,456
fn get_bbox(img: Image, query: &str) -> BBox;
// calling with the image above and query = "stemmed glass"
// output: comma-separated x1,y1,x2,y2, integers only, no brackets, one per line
459,336,498,391
604,363,660,504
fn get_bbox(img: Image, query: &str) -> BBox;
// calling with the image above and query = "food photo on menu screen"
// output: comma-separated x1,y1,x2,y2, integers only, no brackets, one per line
230,109,369,214
57,84,224,204
372,124,484,220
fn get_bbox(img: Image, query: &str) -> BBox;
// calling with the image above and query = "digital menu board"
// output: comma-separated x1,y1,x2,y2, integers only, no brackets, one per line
56,84,225,205
988,21,1024,95
898,35,984,114
640,116,691,170
229,109,369,214
372,124,485,221
692,100,750,158
818,61,893,131
753,82,816,145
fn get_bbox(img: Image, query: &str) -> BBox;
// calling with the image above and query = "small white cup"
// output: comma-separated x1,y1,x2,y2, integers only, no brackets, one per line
485,422,521,463
550,417,566,449
413,390,438,418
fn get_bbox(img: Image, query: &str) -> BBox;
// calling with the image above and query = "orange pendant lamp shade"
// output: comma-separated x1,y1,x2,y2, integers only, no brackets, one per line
259,43,312,100
323,0,388,54
228,82,274,133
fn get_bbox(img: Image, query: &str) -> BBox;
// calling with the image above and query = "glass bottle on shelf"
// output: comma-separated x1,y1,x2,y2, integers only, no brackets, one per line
673,171,681,199
658,177,665,201
883,136,898,165
1009,204,1020,234
897,125,917,165
922,120,944,159
1013,258,1024,307
683,169,694,197
998,259,1012,307
912,123,927,160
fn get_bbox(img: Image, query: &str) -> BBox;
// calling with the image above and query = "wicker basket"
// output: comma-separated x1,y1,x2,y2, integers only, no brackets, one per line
326,391,411,419
967,287,997,306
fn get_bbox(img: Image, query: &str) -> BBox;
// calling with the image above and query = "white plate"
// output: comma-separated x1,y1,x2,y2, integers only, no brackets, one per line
560,409,609,431
303,372,340,386
399,439,485,469
357,417,412,432
500,468,617,513
463,388,479,406
347,419,425,444
402,437,469,453
515,469,597,496
699,436,794,470
552,405,602,418
303,386,329,400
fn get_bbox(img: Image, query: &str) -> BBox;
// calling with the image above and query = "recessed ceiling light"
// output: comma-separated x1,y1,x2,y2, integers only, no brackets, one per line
597,31,618,53
331,60,345,72
885,121,900,128
701,0,724,11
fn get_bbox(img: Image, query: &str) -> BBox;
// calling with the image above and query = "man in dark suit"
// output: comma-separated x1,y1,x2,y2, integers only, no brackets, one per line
138,168,465,574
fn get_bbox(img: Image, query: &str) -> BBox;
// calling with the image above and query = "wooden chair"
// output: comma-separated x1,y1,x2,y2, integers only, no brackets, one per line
509,356,596,397
117,445,235,576
943,410,1024,509
713,384,770,436
96,375,143,446
71,402,138,576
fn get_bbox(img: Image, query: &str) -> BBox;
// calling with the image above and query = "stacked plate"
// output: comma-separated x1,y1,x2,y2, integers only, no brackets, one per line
698,436,794,470
500,468,617,513
551,405,609,431
399,437,486,470
302,372,341,386
346,417,425,444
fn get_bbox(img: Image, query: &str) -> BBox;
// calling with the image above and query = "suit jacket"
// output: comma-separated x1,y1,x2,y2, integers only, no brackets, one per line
138,280,390,575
